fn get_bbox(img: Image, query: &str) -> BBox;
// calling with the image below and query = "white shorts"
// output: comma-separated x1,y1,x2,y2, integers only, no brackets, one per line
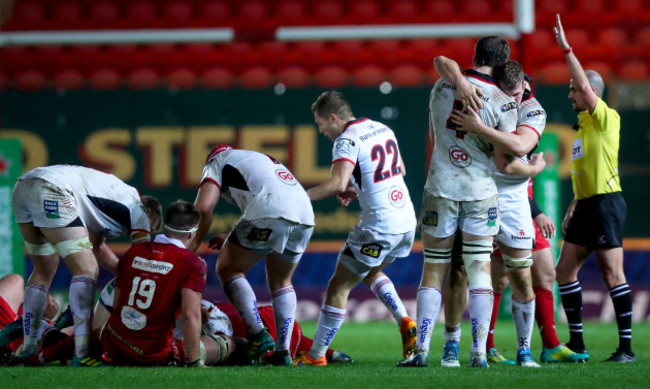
12,178,83,228
495,191,534,250
339,226,415,278
418,190,499,238
228,218,314,263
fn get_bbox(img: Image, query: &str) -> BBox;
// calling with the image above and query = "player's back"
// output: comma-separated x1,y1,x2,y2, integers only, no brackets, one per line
426,70,518,201
495,90,546,200
18,165,149,238
334,118,416,234
105,236,206,362
201,149,314,226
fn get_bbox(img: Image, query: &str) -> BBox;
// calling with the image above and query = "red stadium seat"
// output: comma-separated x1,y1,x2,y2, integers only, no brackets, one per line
352,65,387,87
11,2,46,28
275,1,307,25
331,40,367,70
88,2,121,29
387,0,418,24
125,1,158,28
314,66,348,87
389,64,424,87
127,68,160,89
462,0,493,22
255,41,288,72
51,2,84,29
348,0,382,24
535,62,570,85
34,45,64,73
0,71,9,91
535,0,567,28
312,0,343,24
162,1,195,28
277,66,310,88
196,1,231,27
239,66,273,89
167,68,197,89
201,67,235,89
619,61,649,81
368,39,401,69
15,69,47,91
53,69,85,90
88,68,122,90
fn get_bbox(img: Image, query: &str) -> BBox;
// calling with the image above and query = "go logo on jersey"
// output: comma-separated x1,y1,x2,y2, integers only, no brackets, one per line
388,185,406,208
275,169,297,186
448,146,472,168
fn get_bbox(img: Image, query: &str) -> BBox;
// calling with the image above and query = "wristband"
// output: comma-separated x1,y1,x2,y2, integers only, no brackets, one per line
562,47,573,55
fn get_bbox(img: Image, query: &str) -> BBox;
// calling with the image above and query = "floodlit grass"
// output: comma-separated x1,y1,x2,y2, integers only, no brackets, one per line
2,321,649,389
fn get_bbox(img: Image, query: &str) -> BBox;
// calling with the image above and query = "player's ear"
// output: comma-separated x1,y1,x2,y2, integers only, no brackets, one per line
329,112,338,123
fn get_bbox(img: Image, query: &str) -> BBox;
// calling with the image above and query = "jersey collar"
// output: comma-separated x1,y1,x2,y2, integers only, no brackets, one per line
154,234,187,249
343,117,368,131
462,69,497,86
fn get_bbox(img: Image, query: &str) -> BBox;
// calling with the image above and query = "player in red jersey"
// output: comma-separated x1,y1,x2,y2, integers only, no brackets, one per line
101,200,220,367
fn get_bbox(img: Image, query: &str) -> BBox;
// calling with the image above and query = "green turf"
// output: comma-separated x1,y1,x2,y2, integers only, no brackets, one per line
2,321,649,389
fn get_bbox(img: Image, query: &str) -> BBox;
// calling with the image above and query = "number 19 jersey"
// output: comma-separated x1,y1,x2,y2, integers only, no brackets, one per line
332,118,416,234
425,70,518,201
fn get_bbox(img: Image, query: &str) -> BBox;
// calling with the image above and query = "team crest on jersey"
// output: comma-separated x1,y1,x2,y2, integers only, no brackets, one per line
388,186,406,208
448,146,472,168
275,169,297,186
335,139,355,150
361,243,383,259
487,207,498,227
43,200,60,219
501,102,517,112
526,110,543,117
121,306,147,331
422,211,438,226
247,228,272,241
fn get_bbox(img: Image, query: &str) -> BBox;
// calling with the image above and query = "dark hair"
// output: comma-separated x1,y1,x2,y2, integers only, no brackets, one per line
473,36,511,68
493,60,525,93
164,200,200,233
311,90,354,119
141,195,162,233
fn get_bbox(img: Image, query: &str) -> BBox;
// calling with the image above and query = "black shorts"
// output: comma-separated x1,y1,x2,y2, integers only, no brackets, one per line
564,192,626,251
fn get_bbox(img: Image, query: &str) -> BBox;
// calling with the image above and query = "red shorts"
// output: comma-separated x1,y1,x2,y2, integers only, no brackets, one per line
0,296,18,327
492,218,550,258
101,325,180,366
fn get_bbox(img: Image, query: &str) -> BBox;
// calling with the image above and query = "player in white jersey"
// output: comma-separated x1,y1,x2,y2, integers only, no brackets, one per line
191,145,315,365
294,91,417,366
399,36,517,369
12,165,153,364
446,60,548,367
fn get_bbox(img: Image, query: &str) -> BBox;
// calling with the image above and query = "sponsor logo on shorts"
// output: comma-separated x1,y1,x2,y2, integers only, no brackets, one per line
360,243,383,259
388,186,406,208
275,169,297,186
247,228,272,242
526,109,543,117
487,207,497,227
121,306,147,331
422,211,438,226
43,200,60,219
132,256,174,274
501,102,517,112
448,146,472,168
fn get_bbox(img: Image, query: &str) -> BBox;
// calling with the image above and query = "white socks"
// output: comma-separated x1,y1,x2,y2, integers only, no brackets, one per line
415,287,442,354
225,275,264,334
468,288,493,354
370,275,408,324
310,304,346,359
512,298,536,350
272,286,296,352
22,284,48,355
69,275,95,358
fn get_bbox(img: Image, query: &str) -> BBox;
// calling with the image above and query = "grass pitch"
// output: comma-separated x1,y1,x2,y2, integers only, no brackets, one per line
1,321,648,389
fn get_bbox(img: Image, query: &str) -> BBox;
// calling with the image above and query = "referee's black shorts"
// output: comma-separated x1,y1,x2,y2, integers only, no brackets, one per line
564,192,626,251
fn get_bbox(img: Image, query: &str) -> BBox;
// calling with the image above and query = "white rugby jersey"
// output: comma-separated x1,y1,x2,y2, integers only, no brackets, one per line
200,148,314,226
495,90,546,198
332,118,416,234
425,70,518,201
17,165,150,238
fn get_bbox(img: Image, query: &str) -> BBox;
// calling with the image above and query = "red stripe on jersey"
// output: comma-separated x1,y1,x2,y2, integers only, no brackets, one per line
519,124,541,139
200,177,221,190
333,158,356,166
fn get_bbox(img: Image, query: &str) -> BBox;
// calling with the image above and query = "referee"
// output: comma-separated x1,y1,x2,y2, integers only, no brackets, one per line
553,14,634,363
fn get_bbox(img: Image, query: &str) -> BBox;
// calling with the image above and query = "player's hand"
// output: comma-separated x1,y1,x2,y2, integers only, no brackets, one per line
529,152,547,176
337,187,357,207
553,14,570,50
450,106,483,133
208,231,229,251
534,213,556,239
458,81,483,111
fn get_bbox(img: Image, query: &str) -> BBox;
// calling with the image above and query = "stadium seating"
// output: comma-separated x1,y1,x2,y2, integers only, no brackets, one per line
0,0,647,90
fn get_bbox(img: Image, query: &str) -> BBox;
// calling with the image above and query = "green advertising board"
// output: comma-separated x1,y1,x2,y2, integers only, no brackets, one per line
0,139,24,276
